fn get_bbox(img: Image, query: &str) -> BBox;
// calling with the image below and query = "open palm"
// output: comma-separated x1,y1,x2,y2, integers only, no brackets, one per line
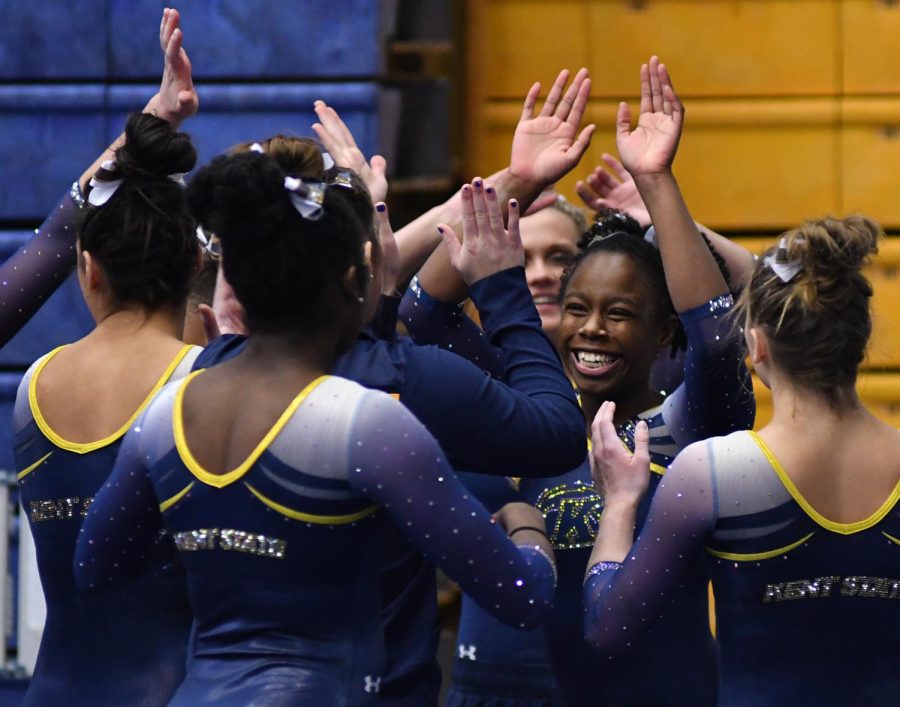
510,68,595,187
616,58,683,178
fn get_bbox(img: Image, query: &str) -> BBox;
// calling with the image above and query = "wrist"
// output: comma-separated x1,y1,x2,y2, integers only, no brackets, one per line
603,495,642,515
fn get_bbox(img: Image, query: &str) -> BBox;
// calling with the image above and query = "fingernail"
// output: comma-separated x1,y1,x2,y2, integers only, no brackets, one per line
376,203,386,213
462,185,471,193
473,179,482,188
485,186,494,195
437,226,444,234
510,199,518,208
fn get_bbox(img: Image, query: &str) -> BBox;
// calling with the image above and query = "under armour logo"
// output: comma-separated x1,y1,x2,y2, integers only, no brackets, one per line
458,644,477,661
363,675,381,693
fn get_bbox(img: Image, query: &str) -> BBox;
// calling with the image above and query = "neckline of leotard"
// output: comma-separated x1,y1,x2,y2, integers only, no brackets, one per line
29,344,196,454
583,405,668,476
173,370,329,488
748,430,900,535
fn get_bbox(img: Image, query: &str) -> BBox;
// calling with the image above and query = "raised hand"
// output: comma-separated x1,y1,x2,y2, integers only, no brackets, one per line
313,100,388,203
510,68,596,188
438,179,523,286
575,153,651,227
616,57,683,179
374,202,400,296
590,401,650,506
153,7,199,128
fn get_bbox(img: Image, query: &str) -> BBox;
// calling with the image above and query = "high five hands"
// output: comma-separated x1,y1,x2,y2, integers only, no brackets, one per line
615,56,683,179
152,8,199,129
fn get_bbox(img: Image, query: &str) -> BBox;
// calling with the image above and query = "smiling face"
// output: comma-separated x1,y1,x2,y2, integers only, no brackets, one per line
558,250,675,412
521,208,581,337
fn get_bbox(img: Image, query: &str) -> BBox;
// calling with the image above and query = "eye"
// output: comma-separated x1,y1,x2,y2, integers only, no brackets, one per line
549,252,575,267
606,308,634,320
563,301,588,315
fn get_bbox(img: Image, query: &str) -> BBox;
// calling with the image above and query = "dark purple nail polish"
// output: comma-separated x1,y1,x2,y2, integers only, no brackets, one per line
376,203,386,212
485,186,494,195
473,179,482,188
437,226,444,234
510,199,518,208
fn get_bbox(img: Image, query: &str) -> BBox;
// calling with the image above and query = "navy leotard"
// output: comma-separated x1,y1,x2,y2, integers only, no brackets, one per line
0,184,81,347
402,284,754,706
193,266,585,705
584,430,900,705
75,373,557,706
14,344,198,706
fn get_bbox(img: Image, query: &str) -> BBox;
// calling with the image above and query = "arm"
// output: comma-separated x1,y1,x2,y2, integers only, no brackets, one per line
74,425,166,592
348,391,556,628
0,9,198,349
78,7,198,191
576,153,754,288
584,403,714,653
616,58,726,312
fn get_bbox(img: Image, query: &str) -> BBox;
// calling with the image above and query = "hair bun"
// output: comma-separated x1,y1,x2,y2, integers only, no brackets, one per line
784,215,881,279
116,112,197,180
186,152,288,241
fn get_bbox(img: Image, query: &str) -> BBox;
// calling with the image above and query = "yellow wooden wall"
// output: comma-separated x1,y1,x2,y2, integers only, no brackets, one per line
463,0,900,426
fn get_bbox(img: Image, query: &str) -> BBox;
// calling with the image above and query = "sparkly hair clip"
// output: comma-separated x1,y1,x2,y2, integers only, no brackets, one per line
87,159,185,207
283,171,355,221
764,237,803,283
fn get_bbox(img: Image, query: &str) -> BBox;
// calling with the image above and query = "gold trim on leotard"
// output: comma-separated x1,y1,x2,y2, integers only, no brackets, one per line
706,532,816,562
29,345,195,454
159,482,195,512
174,372,329,488
882,532,900,546
749,431,900,535
17,451,53,480
244,483,378,524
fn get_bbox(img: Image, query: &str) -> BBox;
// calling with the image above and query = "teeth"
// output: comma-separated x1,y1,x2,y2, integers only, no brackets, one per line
576,351,617,368
533,296,556,305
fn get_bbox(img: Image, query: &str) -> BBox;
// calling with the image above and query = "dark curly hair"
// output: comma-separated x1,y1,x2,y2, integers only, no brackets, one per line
186,151,369,334
560,209,687,355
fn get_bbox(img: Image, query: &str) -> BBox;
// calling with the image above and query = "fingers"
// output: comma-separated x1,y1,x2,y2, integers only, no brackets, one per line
375,202,395,247
524,190,559,216
506,199,522,248
565,123,596,167
539,69,570,117
591,401,618,456
459,183,476,245
659,63,684,120
521,81,541,121
615,101,632,143
588,166,620,196
166,28,183,64
633,420,650,466
369,154,387,180
197,304,221,343
555,67,588,121
639,63,652,115
483,183,505,236
470,178,490,241
648,55,663,112
601,153,629,181
575,180,600,209
438,223,462,266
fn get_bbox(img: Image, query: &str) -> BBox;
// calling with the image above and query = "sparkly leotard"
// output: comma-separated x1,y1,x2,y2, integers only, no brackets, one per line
193,266,585,705
584,430,900,705
0,185,81,347
402,284,754,706
75,374,558,706
14,344,199,706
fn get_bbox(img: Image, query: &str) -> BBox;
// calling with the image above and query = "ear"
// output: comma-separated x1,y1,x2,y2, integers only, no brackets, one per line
341,265,366,305
80,250,104,293
746,326,769,366
657,314,678,352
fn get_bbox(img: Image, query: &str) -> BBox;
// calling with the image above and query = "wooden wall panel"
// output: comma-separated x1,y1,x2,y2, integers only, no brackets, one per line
842,0,900,94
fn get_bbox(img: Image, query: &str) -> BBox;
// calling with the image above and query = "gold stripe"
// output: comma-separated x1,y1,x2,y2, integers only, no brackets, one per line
16,451,53,480
882,532,900,545
244,483,378,524
706,532,815,562
30,345,196,454
174,374,329,488
159,482,194,512
749,431,900,535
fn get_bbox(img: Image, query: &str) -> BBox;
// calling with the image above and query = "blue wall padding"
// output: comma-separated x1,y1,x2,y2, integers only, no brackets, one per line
0,232,94,369
108,82,380,172
0,1,107,79
0,372,23,472
109,0,381,79
0,86,107,220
